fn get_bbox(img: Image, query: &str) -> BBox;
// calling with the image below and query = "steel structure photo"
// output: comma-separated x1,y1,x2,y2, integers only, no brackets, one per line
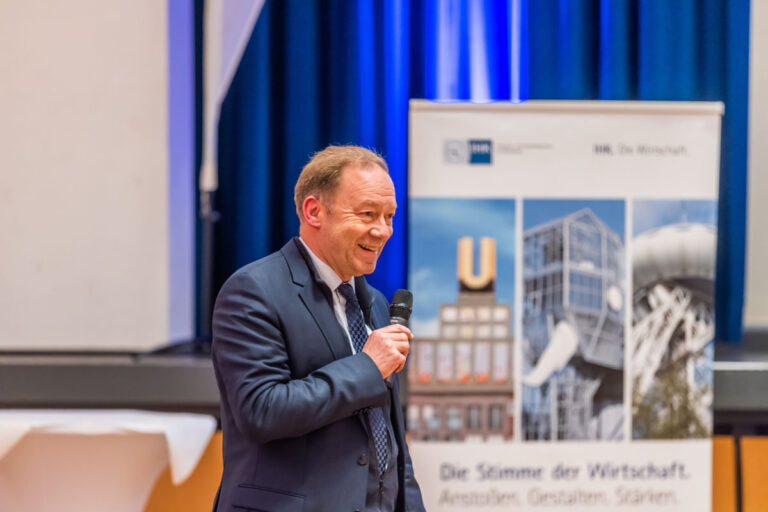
522,206,625,441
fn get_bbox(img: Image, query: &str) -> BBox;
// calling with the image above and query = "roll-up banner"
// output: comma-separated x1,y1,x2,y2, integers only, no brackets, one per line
407,100,722,512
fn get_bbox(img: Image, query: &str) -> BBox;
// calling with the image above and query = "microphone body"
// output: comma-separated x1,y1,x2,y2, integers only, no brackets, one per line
390,315,409,328
386,289,413,387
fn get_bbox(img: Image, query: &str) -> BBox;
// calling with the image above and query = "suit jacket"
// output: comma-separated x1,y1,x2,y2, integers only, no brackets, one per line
211,238,425,512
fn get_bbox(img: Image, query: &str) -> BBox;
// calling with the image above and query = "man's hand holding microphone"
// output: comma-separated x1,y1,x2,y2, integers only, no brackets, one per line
361,290,413,380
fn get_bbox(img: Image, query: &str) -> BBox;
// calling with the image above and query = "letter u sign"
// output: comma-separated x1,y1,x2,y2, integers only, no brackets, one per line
457,237,496,290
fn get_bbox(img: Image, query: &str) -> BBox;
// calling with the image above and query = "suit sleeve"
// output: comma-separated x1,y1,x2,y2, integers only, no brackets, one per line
212,270,388,444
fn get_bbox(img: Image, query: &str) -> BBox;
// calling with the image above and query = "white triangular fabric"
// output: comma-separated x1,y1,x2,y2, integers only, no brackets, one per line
0,410,216,485
201,0,266,193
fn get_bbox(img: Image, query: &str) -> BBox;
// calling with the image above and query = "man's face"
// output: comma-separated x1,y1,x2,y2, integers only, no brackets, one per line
317,164,396,281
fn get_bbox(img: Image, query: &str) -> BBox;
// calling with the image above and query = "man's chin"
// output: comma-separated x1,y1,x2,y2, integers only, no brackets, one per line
354,261,378,276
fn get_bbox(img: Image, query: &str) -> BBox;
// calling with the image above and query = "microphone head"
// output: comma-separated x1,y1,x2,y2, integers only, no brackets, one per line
389,289,413,321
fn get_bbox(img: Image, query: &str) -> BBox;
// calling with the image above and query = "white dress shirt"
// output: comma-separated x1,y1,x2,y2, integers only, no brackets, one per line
298,237,371,353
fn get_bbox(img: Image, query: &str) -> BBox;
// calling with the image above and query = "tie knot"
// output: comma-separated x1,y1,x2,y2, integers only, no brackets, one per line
337,282,357,304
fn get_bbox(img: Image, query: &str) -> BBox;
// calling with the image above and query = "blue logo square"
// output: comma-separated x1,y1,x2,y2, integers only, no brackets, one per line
469,139,492,164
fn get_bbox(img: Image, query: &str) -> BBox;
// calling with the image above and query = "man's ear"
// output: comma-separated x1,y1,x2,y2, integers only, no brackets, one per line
302,196,325,228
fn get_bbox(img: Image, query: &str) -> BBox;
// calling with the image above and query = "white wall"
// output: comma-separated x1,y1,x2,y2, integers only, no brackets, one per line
0,1,171,350
745,0,768,328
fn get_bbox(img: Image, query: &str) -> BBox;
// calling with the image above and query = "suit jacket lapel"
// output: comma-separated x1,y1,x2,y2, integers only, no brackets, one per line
282,238,352,360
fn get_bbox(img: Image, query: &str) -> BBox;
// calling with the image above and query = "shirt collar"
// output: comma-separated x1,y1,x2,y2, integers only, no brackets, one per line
298,237,354,293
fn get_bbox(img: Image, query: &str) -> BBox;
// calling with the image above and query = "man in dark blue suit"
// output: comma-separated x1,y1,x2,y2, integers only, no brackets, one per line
212,146,426,511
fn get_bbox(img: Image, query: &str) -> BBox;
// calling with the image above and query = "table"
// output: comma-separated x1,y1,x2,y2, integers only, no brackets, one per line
0,409,216,512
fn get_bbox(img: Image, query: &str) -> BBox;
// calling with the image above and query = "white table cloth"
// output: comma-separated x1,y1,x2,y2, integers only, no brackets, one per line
0,409,217,512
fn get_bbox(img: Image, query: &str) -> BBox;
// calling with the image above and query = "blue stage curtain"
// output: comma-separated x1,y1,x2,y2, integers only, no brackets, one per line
522,0,750,341
214,0,749,342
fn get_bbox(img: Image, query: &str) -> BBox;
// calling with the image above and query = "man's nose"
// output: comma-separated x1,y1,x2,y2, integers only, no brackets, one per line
370,217,392,238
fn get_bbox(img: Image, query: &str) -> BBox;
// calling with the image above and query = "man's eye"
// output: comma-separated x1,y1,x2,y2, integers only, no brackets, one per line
362,211,373,217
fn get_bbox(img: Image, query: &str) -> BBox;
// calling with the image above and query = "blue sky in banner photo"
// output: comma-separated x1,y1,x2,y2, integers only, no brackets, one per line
408,198,516,338
523,199,625,241
633,199,717,236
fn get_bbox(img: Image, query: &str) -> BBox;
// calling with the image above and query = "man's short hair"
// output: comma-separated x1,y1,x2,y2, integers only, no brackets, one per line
294,145,389,221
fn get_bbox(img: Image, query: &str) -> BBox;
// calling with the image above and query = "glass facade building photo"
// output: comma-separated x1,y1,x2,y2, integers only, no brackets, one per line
521,205,625,441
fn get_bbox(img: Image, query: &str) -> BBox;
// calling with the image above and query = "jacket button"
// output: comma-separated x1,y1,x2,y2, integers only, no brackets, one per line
357,452,368,465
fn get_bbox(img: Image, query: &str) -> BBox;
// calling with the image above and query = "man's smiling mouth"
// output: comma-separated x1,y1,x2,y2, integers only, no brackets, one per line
358,243,378,252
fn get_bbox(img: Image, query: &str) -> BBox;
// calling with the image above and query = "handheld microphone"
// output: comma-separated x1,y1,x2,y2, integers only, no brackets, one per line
386,289,413,387
389,289,413,328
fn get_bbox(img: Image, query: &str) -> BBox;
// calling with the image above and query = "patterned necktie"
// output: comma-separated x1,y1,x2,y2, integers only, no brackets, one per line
337,282,389,475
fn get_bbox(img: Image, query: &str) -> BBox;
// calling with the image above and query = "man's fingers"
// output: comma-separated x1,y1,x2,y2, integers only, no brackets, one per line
380,338,409,352
378,324,413,339
361,326,412,379
392,340,410,355
365,329,411,345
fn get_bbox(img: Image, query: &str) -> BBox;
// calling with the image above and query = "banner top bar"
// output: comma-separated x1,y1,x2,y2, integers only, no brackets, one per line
409,99,724,116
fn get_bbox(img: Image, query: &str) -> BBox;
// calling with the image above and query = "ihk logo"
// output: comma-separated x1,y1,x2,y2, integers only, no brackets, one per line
444,139,493,164
594,143,613,155
469,140,492,163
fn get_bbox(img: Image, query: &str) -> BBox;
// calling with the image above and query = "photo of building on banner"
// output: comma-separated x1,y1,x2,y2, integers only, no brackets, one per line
631,199,716,439
521,200,625,442
408,198,515,442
